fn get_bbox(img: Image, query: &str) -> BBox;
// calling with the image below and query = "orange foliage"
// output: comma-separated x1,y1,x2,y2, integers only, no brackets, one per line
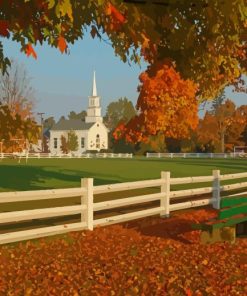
114,62,198,143
57,36,67,53
105,3,126,31
25,44,37,59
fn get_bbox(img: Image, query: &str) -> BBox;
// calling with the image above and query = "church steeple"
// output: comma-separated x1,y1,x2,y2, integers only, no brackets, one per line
92,71,97,97
85,71,103,123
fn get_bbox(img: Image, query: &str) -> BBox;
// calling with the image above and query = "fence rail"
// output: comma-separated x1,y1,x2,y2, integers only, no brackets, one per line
0,170,247,245
146,152,247,158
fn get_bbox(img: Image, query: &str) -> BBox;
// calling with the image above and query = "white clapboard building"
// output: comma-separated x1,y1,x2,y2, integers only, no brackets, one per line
49,72,108,154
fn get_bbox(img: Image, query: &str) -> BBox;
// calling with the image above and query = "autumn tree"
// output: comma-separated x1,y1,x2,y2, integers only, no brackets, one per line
67,130,78,152
0,0,246,145
113,63,198,143
240,125,247,146
0,103,39,152
225,105,247,150
196,101,247,152
0,1,245,98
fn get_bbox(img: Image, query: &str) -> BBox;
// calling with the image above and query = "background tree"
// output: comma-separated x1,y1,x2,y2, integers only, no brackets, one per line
195,101,247,153
43,116,56,130
240,125,247,146
104,98,136,153
210,90,226,115
67,130,78,152
68,110,87,121
60,135,69,154
104,97,136,130
0,60,35,117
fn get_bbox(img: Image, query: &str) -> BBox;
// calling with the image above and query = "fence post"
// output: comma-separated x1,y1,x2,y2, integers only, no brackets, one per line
160,171,170,218
212,170,221,209
81,178,94,230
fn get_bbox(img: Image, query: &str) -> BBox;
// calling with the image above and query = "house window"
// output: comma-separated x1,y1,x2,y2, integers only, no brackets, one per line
96,134,100,149
54,138,57,149
81,137,85,148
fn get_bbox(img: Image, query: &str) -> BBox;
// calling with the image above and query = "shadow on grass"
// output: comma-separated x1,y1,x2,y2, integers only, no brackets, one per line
0,165,121,192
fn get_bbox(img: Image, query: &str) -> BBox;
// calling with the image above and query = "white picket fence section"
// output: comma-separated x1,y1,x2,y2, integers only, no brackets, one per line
146,152,247,158
0,152,133,160
0,170,247,244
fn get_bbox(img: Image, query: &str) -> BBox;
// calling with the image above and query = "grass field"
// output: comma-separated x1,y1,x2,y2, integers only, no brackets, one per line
1,157,247,192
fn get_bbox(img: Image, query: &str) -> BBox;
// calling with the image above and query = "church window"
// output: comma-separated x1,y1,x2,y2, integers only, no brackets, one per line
96,134,100,149
81,137,85,148
54,138,57,149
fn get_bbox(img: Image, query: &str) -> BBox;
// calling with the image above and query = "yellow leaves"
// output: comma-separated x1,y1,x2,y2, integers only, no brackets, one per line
48,0,73,21
47,0,55,9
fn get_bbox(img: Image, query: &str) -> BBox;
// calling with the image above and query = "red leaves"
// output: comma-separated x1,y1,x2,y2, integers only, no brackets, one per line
107,3,126,23
57,36,67,53
25,44,37,59
0,209,246,294
0,20,9,37
105,3,126,31
0,209,247,296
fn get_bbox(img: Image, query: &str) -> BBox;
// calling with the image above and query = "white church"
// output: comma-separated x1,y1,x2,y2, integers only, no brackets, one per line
49,72,108,154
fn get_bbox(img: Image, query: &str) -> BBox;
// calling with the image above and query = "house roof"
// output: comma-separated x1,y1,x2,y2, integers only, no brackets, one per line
51,119,95,131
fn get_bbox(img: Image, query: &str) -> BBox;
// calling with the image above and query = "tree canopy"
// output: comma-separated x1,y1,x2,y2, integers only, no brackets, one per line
104,97,136,131
1,0,246,144
0,0,246,99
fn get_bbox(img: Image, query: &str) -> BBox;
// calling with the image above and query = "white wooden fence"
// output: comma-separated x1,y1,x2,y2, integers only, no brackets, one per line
0,170,247,245
0,152,133,160
146,152,247,158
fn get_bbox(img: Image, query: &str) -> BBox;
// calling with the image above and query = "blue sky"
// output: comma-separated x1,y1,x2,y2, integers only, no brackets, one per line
2,32,246,122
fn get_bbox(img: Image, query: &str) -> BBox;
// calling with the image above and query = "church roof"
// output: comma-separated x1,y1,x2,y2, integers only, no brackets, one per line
51,119,95,131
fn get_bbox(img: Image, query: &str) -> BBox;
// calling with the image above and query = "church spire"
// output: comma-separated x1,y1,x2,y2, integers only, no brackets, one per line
85,71,103,123
92,71,97,97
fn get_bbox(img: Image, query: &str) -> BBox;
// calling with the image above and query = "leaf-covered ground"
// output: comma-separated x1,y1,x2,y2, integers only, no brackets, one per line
0,208,246,296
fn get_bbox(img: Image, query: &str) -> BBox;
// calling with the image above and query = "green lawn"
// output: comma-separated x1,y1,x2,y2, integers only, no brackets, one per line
1,157,247,192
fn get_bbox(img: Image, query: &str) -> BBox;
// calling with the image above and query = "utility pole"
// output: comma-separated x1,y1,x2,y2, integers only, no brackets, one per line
37,112,45,152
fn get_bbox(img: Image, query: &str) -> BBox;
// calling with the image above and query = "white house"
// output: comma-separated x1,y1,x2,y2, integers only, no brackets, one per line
49,72,108,154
